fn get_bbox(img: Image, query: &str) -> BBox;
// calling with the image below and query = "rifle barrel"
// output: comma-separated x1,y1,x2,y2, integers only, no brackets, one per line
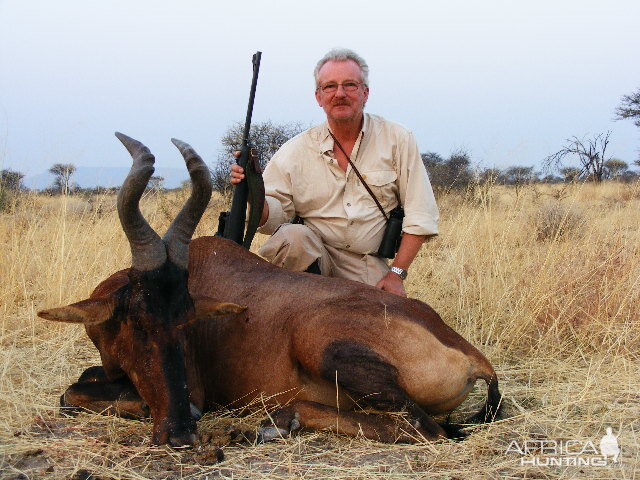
223,51,262,245
241,52,261,148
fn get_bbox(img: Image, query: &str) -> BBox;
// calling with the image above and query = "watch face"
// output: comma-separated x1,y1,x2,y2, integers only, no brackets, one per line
391,267,407,280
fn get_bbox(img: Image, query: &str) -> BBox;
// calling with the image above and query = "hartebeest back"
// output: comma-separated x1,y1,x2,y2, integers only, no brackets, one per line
38,135,501,447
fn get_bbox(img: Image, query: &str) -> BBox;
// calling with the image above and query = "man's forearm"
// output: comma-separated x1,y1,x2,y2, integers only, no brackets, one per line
392,233,427,271
375,233,426,297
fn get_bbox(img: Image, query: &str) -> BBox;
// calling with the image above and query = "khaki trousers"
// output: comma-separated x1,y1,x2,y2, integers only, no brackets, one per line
258,224,389,286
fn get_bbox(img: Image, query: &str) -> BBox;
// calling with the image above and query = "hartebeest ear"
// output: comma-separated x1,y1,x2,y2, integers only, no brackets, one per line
192,295,247,319
37,297,116,325
177,295,247,330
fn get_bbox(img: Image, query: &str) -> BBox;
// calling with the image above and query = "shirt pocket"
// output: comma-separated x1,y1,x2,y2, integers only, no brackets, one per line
294,156,334,212
361,169,398,208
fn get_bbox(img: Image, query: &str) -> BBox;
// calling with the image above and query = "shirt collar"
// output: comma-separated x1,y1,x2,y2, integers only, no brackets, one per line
320,113,369,155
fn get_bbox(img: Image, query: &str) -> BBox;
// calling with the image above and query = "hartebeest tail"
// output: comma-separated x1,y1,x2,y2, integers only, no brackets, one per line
467,373,503,424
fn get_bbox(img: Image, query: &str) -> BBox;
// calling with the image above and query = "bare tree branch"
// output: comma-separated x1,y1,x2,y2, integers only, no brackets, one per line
544,132,611,183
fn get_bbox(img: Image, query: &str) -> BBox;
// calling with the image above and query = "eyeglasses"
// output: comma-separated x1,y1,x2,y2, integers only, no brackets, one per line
317,81,363,94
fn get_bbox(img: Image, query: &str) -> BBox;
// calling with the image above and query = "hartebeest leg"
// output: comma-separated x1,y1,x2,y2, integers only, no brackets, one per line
61,366,203,421
258,401,444,443
318,340,456,441
76,365,110,383
61,369,150,419
266,341,464,443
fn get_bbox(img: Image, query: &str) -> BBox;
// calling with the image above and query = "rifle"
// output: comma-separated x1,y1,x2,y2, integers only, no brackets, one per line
218,51,264,249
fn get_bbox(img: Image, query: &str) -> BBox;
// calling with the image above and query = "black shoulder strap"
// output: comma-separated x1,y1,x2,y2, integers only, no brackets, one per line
329,131,388,222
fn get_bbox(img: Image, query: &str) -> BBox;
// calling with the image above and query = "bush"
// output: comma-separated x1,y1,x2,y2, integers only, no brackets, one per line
0,188,17,212
533,202,584,241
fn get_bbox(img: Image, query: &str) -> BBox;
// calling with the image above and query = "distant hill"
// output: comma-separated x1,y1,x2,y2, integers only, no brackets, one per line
25,166,190,190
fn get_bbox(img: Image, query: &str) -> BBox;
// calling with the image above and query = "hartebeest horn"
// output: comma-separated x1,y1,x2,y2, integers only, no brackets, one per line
115,132,167,271
163,138,212,268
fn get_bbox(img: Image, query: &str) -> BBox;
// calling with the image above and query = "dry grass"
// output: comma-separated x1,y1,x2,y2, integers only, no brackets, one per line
1,182,639,479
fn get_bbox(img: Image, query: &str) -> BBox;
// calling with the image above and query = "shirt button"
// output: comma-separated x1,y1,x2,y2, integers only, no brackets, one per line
346,202,351,207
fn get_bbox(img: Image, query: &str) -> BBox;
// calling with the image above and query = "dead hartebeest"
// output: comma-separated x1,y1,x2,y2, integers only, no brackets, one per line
38,134,502,447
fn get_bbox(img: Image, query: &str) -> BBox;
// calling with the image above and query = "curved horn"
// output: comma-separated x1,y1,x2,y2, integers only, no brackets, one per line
163,138,212,268
115,132,167,271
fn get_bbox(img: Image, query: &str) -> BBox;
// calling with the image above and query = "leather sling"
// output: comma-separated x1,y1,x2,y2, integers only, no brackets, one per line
329,131,389,222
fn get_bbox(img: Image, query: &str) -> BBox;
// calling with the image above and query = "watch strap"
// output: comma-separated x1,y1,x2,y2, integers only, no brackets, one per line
390,266,407,280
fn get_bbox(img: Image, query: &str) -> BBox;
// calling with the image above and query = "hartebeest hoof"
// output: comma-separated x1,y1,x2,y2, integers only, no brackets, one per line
439,421,469,441
257,406,302,442
59,394,82,417
168,432,198,448
190,403,203,421
153,423,198,448
150,430,197,448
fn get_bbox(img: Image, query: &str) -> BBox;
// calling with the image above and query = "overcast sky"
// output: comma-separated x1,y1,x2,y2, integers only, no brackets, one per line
1,0,638,185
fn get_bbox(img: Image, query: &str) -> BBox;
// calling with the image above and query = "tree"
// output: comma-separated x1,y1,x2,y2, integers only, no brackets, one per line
220,120,305,169
0,169,26,212
421,149,473,193
1,169,25,191
500,166,535,197
48,163,77,194
213,120,305,195
210,159,235,198
544,132,611,183
539,174,562,184
421,152,444,169
615,88,640,128
604,159,628,179
478,168,501,184
621,170,640,182
559,167,581,183
501,166,535,185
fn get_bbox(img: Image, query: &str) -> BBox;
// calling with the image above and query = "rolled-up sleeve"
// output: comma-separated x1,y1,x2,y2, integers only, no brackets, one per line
397,132,439,236
257,154,294,235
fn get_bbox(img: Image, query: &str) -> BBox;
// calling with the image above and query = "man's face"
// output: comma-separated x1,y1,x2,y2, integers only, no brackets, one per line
315,59,369,125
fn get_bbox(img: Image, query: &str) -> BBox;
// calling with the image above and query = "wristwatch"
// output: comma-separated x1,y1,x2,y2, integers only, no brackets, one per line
390,266,408,280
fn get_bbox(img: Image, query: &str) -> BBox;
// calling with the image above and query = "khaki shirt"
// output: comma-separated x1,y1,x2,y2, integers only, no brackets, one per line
259,114,439,255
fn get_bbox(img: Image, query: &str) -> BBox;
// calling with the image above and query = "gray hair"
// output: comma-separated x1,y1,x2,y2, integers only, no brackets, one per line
314,48,369,87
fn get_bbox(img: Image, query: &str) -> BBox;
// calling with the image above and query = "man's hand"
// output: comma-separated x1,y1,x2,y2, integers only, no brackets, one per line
229,153,269,227
375,271,407,297
376,233,427,297
230,163,245,184
230,151,245,184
